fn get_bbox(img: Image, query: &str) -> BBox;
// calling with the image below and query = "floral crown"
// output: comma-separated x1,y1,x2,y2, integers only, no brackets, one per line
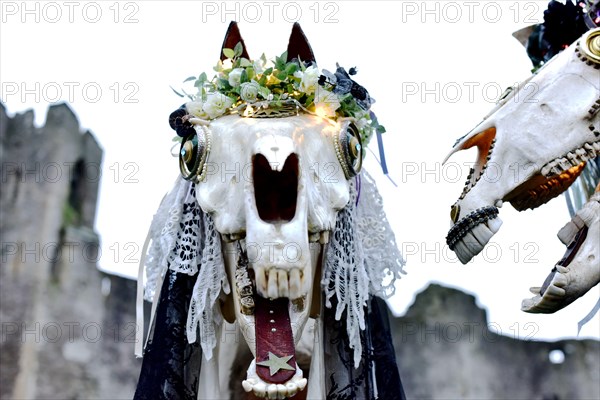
168,23,386,182
170,53,384,140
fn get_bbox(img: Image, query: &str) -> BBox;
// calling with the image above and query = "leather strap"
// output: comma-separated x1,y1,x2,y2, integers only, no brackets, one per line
254,296,297,383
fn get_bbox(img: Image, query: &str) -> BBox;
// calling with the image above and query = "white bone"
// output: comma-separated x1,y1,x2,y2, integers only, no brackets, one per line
446,30,599,265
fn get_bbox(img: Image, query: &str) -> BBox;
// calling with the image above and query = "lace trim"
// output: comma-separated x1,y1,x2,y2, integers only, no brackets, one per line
186,212,230,360
357,170,407,298
142,177,230,360
167,183,202,276
323,170,405,368
144,177,192,302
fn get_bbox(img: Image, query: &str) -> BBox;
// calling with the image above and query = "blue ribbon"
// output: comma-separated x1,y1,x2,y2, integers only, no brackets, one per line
374,131,398,187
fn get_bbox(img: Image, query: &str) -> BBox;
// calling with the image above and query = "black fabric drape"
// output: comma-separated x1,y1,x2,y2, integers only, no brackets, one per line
134,269,201,400
323,296,406,400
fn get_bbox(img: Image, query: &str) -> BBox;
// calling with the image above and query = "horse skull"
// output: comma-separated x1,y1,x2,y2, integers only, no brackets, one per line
195,114,349,397
445,28,600,265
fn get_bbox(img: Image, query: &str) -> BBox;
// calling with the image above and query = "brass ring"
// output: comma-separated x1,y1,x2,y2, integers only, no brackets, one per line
579,28,600,65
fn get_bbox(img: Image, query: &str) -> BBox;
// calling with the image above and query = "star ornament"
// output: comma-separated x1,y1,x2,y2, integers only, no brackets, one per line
256,352,295,376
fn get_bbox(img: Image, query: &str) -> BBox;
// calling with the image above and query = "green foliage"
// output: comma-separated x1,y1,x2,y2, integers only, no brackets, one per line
222,48,235,59
173,42,383,146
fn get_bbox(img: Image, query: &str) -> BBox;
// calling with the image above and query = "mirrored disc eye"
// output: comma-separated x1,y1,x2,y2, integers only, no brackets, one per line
335,122,363,179
579,28,600,65
179,127,210,181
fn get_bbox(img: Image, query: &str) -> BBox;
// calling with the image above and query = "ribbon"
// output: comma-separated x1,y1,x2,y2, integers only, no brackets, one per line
577,297,600,336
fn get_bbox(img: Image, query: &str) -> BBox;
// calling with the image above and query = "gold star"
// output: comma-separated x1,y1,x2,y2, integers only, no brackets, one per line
256,352,295,376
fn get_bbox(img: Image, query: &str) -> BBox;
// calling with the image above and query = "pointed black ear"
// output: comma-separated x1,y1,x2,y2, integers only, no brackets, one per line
286,23,316,64
220,21,250,61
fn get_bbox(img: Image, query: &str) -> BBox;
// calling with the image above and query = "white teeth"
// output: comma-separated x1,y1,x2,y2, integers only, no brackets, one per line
545,284,566,298
567,152,578,166
254,382,267,398
268,269,279,299
244,359,306,399
584,142,598,157
471,223,495,247
530,287,541,295
553,272,568,288
285,382,298,393
451,215,502,264
289,269,301,299
242,380,254,392
256,268,268,297
296,378,307,390
278,270,289,298
277,384,287,399
557,220,580,245
462,232,483,256
267,384,278,399
541,141,599,177
454,240,472,264
556,265,569,274
486,217,503,234
254,266,305,300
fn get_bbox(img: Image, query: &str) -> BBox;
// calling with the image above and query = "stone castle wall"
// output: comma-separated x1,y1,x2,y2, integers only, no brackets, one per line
0,102,140,399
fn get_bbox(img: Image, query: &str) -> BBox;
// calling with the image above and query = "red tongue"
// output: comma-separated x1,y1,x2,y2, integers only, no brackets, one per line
254,296,297,384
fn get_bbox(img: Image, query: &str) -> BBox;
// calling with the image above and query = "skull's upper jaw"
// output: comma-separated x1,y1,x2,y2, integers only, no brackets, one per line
444,125,504,264
445,36,600,264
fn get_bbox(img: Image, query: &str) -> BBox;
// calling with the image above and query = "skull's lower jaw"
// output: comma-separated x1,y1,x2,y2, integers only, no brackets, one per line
222,239,321,399
522,193,600,314
446,206,503,264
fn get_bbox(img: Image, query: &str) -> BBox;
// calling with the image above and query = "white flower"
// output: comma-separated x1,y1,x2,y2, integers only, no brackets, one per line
294,65,320,95
240,81,260,102
253,58,266,74
314,87,340,117
203,93,233,119
356,116,370,130
221,59,233,70
186,101,208,119
228,68,245,87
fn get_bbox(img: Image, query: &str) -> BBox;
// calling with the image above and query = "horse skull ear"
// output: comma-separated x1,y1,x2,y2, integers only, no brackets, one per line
286,22,316,64
220,21,250,61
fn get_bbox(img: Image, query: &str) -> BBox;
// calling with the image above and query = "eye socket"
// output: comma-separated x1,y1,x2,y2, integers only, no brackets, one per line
334,121,363,179
179,126,210,181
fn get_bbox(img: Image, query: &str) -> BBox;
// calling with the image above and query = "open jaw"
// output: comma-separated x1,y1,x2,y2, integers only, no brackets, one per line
218,150,322,399
522,190,600,314
446,125,600,264
221,238,321,399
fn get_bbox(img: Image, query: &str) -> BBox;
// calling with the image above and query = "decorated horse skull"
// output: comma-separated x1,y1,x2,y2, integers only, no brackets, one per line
445,27,600,313
134,23,405,399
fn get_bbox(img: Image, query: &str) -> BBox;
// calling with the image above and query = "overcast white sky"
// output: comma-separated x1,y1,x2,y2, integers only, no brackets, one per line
2,0,599,341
